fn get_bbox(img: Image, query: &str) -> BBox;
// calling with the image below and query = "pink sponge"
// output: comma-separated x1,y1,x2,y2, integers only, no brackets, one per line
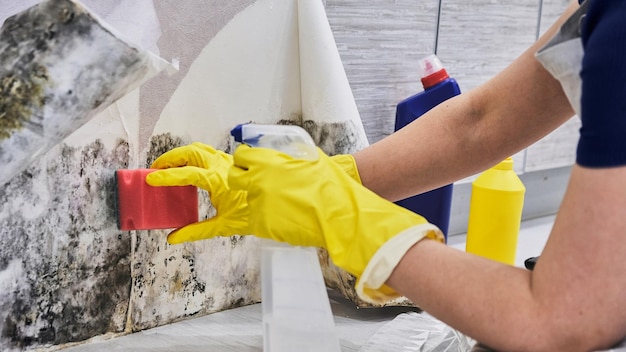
116,169,198,231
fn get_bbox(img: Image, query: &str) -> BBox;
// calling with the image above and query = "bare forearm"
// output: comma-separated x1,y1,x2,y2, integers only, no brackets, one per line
354,92,503,201
386,238,616,351
386,165,626,351
387,240,543,350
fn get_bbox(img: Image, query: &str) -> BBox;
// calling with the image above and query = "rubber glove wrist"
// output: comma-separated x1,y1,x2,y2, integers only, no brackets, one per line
330,154,362,184
357,223,442,305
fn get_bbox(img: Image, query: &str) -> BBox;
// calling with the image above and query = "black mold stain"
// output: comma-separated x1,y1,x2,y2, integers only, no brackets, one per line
127,133,260,332
145,132,185,167
0,70,47,140
0,0,148,150
230,235,244,248
130,230,212,331
0,139,131,350
129,133,208,331
175,254,208,299
0,0,86,140
224,272,256,310
276,119,361,155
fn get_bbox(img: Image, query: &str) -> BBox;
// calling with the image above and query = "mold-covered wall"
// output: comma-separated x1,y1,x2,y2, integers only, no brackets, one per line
0,0,576,350
0,140,131,349
0,1,264,350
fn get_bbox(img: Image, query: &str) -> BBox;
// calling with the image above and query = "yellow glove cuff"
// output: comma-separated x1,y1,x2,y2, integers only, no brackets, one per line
330,154,362,184
356,223,444,305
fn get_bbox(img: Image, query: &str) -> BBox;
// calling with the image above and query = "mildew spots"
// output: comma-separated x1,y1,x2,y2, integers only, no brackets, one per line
276,118,363,155
0,0,80,140
0,70,47,140
0,139,131,351
145,132,185,167
128,133,260,332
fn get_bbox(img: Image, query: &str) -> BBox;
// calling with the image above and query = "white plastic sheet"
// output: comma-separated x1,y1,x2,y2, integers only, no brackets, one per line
359,312,474,352
360,312,626,352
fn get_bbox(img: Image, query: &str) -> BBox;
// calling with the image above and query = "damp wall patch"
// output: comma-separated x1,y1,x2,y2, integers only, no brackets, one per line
129,133,261,331
0,140,131,351
0,132,263,351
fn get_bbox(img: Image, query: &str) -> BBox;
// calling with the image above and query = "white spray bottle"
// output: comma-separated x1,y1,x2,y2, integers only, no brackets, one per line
230,123,341,352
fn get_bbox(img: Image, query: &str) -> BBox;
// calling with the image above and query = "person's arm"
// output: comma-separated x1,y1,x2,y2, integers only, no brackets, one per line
387,164,626,351
354,1,578,202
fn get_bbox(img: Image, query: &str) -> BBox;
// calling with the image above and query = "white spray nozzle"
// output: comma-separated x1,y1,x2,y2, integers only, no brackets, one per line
418,54,444,78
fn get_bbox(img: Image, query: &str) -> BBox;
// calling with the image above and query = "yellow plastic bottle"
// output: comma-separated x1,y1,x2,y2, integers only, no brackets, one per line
465,157,525,265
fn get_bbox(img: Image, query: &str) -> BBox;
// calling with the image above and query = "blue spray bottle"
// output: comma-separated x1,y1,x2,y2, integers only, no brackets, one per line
394,54,461,240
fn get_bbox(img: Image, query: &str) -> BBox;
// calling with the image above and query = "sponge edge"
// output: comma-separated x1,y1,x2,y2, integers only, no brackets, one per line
116,169,199,231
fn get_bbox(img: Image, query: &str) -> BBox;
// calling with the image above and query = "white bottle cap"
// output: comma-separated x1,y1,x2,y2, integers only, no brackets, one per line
418,54,450,88
418,54,444,78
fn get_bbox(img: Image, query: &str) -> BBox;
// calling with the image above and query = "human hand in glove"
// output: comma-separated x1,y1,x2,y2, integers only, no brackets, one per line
228,145,444,304
146,142,362,244
328,153,362,184
146,143,250,244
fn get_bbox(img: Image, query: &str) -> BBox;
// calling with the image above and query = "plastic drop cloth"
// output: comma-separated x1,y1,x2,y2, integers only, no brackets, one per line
359,312,474,352
599,341,626,352
359,312,626,352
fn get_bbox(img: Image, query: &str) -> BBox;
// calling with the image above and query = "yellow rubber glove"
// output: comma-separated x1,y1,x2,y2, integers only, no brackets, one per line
146,143,359,244
329,153,362,184
228,145,444,304
146,143,250,244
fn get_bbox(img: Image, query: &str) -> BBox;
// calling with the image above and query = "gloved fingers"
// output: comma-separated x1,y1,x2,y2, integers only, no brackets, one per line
227,163,249,192
146,166,216,189
167,218,240,244
151,142,225,169
228,145,255,190
229,145,327,191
